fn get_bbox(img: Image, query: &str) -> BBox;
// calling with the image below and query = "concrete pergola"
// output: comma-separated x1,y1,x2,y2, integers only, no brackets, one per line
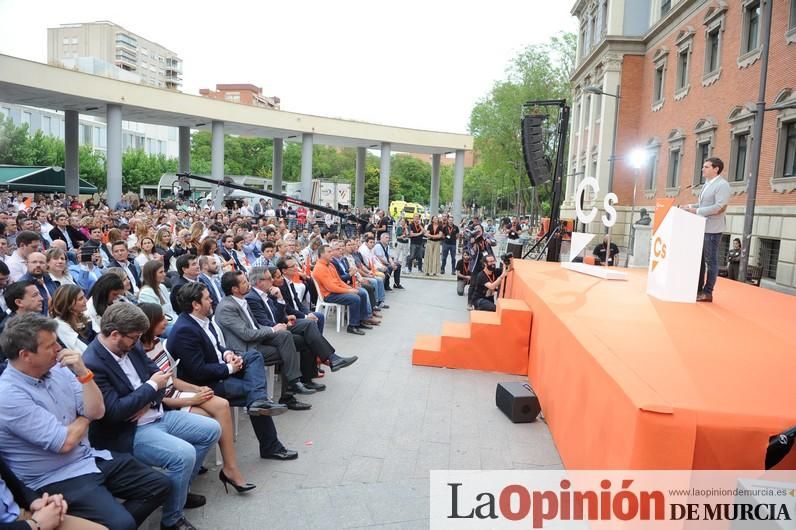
0,54,473,220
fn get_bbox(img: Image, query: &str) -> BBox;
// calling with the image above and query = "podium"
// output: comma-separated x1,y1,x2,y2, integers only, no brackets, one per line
646,206,705,303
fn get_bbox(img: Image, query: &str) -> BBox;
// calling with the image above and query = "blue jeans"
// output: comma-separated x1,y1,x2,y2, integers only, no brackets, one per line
441,243,457,273
133,411,221,525
364,277,385,303
326,290,369,327
699,232,722,295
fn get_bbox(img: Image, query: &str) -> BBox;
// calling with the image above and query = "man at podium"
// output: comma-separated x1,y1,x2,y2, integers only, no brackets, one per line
681,158,730,303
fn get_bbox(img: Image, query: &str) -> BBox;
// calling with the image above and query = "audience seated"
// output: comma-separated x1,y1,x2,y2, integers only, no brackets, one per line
0,313,171,530
50,284,95,353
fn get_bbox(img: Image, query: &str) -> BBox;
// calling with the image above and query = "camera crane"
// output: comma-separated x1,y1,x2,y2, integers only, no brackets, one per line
174,172,369,229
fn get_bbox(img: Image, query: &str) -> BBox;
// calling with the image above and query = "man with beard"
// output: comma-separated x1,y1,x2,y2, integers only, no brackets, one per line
19,252,58,315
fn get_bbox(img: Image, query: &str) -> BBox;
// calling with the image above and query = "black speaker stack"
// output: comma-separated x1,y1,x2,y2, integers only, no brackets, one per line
521,114,551,186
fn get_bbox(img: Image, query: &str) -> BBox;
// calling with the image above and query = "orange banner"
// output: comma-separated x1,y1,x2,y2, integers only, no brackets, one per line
652,198,675,234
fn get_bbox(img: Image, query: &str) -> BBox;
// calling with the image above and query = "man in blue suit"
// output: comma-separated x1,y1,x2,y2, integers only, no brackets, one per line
169,282,296,461
274,256,325,332
197,255,224,310
18,252,58,316
169,254,200,311
82,303,221,530
108,241,141,297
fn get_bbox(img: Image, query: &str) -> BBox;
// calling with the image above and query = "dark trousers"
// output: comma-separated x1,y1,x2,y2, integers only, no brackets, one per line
698,232,722,295
214,351,284,456
468,261,484,306
306,279,318,308
474,297,497,312
384,264,402,287
407,243,424,272
40,453,171,530
289,318,335,382
360,280,377,307
258,330,302,385
441,243,457,273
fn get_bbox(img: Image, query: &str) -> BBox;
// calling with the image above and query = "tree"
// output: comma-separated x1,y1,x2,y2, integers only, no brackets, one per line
468,32,576,217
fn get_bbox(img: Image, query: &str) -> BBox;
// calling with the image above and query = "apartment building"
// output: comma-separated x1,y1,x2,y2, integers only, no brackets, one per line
199,84,280,109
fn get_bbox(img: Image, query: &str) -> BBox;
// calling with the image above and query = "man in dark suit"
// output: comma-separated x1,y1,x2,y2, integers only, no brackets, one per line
18,252,58,316
275,256,325,332
47,213,77,251
82,304,221,530
107,241,141,296
247,267,356,389
170,282,297,461
197,255,223,310
169,254,200,311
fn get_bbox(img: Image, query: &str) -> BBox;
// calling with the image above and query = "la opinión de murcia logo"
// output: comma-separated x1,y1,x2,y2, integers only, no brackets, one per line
444,480,793,528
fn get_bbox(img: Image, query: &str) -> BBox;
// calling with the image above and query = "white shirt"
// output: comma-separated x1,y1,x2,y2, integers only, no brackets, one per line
103,342,162,425
358,243,384,271
6,251,27,282
252,287,277,323
188,313,234,374
232,296,259,330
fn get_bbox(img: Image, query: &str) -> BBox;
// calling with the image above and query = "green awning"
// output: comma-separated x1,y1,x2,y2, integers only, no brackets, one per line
0,165,98,194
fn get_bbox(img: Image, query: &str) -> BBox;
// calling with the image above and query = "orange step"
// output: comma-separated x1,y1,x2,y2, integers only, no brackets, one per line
411,298,532,375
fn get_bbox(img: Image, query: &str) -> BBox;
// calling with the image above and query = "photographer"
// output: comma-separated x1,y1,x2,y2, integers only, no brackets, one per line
472,254,511,312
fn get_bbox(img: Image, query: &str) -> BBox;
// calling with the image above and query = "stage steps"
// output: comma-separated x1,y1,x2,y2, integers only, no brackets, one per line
412,298,532,375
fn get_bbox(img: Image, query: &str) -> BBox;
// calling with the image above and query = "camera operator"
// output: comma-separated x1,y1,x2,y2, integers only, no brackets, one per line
472,254,511,312
464,215,496,309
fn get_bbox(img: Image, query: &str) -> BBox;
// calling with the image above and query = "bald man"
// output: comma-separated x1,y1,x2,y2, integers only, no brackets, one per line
19,252,60,315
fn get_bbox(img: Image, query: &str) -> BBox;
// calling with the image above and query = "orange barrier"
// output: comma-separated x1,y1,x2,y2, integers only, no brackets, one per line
412,298,531,375
507,260,796,470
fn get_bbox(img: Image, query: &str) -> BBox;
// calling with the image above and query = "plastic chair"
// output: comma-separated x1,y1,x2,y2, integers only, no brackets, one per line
312,278,349,333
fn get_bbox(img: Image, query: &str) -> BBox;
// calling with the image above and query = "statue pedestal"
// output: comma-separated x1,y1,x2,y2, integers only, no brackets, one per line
629,224,652,268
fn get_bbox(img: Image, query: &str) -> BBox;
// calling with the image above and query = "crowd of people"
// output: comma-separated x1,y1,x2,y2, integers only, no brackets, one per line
0,193,412,530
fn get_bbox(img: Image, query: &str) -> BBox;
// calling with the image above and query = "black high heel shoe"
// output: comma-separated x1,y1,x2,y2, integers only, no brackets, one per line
219,470,256,494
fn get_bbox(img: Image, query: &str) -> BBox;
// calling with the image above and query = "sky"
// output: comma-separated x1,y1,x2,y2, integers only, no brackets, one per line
0,0,577,134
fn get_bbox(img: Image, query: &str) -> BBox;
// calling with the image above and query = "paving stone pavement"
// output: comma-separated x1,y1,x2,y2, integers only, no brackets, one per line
145,275,561,529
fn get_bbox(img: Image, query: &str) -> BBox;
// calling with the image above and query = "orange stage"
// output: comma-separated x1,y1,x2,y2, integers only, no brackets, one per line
506,260,796,470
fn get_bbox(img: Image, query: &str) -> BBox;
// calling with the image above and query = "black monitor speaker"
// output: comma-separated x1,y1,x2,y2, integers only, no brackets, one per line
496,382,541,423
521,114,552,186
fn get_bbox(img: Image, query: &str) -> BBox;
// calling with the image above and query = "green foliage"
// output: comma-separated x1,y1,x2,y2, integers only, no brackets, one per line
468,32,576,217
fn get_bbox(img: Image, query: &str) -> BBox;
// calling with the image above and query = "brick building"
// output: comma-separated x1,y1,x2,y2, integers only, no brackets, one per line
199,84,280,109
563,0,796,290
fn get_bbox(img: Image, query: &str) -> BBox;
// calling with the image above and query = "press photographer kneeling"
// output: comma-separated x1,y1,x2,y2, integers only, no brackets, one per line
472,254,512,312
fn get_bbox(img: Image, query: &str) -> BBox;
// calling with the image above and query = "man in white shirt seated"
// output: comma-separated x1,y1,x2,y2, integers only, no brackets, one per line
6,231,42,282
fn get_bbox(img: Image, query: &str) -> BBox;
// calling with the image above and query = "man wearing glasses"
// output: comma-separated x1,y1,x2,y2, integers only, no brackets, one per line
83,303,221,530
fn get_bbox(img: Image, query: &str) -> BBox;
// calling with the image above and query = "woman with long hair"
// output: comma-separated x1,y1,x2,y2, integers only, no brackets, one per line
85,273,126,333
45,247,76,286
138,303,255,494
138,260,178,325
188,221,204,255
51,284,96,353
199,237,225,278
155,227,179,272
423,215,443,276
135,236,160,269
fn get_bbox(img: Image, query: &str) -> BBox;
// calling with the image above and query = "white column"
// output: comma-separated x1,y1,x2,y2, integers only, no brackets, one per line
300,133,313,201
430,153,441,215
355,147,366,208
106,104,122,208
452,150,465,223
272,138,284,206
211,121,224,210
64,110,79,197
379,142,391,212
178,126,191,174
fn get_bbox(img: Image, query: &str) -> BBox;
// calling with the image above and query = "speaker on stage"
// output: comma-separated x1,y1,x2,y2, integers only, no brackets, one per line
496,382,541,423
521,115,551,186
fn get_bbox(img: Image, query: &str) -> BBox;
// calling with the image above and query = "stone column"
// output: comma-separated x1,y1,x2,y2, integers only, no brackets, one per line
178,126,191,174
211,120,224,210
301,133,313,201
379,142,391,212
430,153,441,215
64,110,80,197
105,104,122,208
355,146,366,208
452,150,465,223
272,137,284,206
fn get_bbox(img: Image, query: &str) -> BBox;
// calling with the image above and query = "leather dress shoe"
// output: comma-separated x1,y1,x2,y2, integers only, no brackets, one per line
161,516,197,530
330,354,358,372
362,319,381,326
394,284,404,289
288,381,317,395
358,323,373,330
248,399,287,416
696,292,713,302
261,448,299,461
347,326,365,335
377,302,390,309
183,492,205,509
303,381,326,391
279,396,312,411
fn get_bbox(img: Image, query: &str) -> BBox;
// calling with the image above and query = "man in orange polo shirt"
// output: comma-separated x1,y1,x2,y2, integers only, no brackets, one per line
312,244,372,335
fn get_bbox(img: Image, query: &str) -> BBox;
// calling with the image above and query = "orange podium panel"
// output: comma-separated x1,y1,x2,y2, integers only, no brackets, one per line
412,298,532,375
507,259,796,470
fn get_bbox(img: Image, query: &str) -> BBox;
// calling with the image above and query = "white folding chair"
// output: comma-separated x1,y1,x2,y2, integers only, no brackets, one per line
312,278,349,332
